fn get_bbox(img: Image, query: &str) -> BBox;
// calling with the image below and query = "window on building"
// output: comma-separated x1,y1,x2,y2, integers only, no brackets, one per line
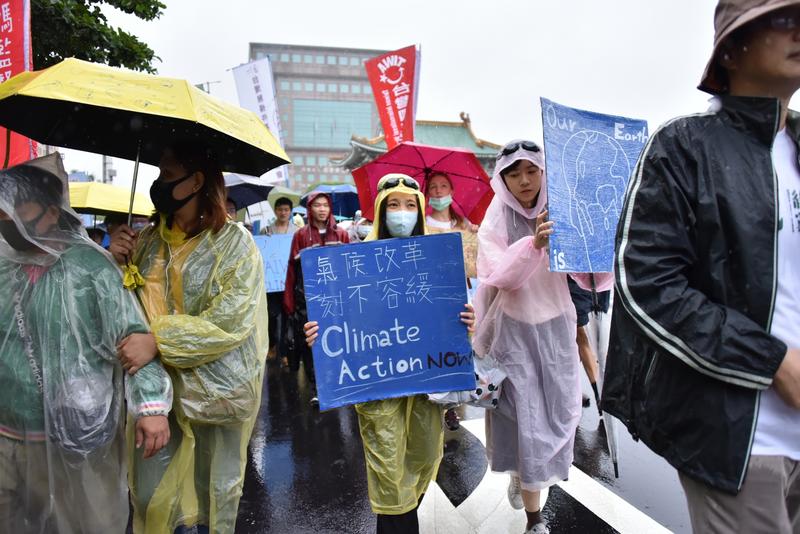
294,156,304,165
319,174,327,182
316,83,325,92
307,174,315,182
292,99,373,149
327,55,336,65
291,54,301,63
339,56,348,66
304,54,313,63
280,81,290,91
319,156,329,165
328,84,337,93
350,57,360,66
292,81,301,91
340,84,349,93
363,84,372,95
255,51,265,60
280,53,290,62
316,55,325,64
304,82,314,92
352,84,362,94
281,114,289,125
306,156,317,166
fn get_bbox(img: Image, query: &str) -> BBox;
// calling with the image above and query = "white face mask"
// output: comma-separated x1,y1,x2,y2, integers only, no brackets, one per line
385,210,417,237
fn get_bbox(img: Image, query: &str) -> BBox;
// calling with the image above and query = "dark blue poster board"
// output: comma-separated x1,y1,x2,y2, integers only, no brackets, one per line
253,234,293,293
300,233,474,411
541,97,648,273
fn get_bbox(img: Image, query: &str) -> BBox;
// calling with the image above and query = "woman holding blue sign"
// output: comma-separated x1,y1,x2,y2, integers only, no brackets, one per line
305,173,476,534
472,140,612,534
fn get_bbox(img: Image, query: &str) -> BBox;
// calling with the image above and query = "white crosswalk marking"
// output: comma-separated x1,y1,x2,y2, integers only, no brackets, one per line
416,418,671,533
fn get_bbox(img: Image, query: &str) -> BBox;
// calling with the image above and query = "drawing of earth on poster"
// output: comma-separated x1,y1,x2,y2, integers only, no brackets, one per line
541,98,648,273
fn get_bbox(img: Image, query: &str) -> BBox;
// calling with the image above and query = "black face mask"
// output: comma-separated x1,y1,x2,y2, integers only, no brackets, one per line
0,220,36,251
0,205,49,252
149,172,198,215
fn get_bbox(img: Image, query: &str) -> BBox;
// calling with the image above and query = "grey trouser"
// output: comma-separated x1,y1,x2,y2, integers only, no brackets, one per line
679,455,800,534
0,435,126,533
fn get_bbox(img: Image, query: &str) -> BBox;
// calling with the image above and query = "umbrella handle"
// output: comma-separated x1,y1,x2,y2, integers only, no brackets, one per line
127,140,142,227
2,127,10,169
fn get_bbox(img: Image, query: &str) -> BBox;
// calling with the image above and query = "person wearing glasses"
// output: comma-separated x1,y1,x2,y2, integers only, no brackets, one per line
603,1,800,530
304,174,476,534
472,140,612,534
0,158,172,533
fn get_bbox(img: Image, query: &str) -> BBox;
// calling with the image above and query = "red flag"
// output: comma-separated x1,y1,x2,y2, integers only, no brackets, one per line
365,45,420,150
0,0,35,168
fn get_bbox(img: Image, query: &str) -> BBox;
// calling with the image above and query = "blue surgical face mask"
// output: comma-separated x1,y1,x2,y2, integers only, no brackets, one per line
385,210,418,237
428,194,453,212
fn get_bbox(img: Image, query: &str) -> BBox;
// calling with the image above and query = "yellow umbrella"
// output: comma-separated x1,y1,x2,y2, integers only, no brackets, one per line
69,182,154,217
0,58,291,289
0,58,290,174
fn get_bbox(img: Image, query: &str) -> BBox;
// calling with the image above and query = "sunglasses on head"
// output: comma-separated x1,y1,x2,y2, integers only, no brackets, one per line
378,176,420,191
497,141,541,160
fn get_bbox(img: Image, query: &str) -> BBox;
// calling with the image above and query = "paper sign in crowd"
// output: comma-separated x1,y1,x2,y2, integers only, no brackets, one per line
300,233,474,411
253,234,294,293
541,97,648,273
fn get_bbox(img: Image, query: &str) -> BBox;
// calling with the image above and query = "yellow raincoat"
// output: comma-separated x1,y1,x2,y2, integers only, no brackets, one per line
127,218,268,534
358,175,444,515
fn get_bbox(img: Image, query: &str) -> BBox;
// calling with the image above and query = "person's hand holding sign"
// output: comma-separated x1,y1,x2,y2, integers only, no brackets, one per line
305,321,320,347
534,209,554,250
461,303,476,334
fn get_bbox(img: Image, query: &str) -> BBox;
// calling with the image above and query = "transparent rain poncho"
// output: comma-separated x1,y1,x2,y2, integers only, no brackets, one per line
472,143,613,491
128,215,268,534
357,176,445,515
0,154,172,533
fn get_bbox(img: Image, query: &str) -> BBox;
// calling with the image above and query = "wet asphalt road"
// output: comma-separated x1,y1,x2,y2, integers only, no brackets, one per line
234,360,690,533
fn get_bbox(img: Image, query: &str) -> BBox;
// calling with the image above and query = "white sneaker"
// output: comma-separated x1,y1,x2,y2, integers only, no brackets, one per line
524,522,549,534
507,475,524,510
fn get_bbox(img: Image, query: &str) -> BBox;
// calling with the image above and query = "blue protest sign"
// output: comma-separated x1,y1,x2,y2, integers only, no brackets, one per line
300,233,474,411
541,97,648,272
253,234,293,293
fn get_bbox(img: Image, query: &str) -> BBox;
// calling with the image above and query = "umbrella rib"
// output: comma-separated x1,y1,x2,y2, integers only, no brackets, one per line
374,151,488,183
410,144,430,167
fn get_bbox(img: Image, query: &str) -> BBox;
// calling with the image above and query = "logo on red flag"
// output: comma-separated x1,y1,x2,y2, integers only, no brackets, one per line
365,45,420,150
0,0,35,168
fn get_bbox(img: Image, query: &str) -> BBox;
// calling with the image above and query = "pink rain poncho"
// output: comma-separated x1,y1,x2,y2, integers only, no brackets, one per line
472,142,612,491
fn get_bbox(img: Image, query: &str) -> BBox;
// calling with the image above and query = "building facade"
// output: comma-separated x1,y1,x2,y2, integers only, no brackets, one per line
335,112,501,176
249,43,388,192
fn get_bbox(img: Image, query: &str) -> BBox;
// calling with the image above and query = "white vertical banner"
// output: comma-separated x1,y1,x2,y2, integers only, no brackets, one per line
232,57,286,185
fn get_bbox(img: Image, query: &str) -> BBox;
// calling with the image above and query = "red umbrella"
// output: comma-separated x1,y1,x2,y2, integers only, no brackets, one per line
352,141,493,223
